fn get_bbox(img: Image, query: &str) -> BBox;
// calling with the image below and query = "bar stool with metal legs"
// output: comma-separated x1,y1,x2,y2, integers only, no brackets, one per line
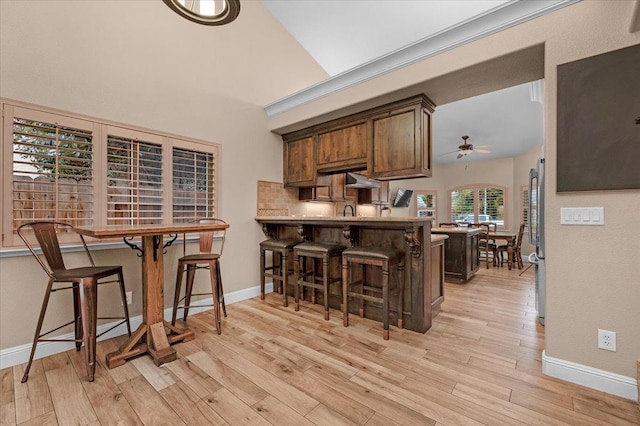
293,241,346,320
171,218,227,334
342,247,405,340
260,238,299,306
17,221,132,382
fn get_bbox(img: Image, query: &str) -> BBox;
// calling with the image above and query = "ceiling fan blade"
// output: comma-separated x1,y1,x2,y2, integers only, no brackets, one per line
456,152,464,159
438,149,461,156
474,148,491,153
474,144,492,149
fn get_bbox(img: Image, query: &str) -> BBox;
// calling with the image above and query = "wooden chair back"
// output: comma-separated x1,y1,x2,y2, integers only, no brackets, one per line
439,222,459,228
182,218,227,257
17,221,94,277
515,222,526,249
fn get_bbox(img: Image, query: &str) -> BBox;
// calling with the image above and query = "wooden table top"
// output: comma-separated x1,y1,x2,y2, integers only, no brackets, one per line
487,230,517,239
74,222,229,238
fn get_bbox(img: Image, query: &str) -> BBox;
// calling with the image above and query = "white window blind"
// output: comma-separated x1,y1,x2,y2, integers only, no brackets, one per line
450,186,505,226
172,147,215,222
107,135,163,225
12,115,94,231
521,186,530,229
450,188,474,222
2,99,221,248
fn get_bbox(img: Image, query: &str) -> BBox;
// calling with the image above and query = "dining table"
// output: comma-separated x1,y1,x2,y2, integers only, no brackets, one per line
74,222,230,369
487,229,518,270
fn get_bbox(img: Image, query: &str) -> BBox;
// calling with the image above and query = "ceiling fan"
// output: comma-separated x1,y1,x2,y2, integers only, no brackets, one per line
443,135,492,160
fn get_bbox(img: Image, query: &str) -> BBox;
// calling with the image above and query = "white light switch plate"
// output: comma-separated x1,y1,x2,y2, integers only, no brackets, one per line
561,207,604,225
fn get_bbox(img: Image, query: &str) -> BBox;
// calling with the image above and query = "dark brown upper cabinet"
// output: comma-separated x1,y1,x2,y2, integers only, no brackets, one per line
369,96,435,180
299,173,346,202
316,122,368,173
283,136,316,187
282,94,435,188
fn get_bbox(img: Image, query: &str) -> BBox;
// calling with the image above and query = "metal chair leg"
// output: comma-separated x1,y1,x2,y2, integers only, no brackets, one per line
172,261,186,326
22,279,55,383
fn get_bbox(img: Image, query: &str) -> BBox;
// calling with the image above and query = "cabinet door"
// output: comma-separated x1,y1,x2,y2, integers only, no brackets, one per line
317,123,367,172
369,103,432,180
284,136,315,187
357,181,388,205
298,174,345,202
330,173,346,201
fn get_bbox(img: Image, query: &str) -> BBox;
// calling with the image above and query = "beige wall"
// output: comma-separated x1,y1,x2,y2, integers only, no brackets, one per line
0,1,326,350
267,1,640,380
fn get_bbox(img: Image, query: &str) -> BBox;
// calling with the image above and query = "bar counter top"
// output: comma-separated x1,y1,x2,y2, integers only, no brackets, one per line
255,216,432,225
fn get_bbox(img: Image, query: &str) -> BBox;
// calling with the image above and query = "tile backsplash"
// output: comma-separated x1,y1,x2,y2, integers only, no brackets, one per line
256,180,373,217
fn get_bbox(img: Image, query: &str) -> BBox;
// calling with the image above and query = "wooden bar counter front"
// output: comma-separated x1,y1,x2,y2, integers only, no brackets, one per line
256,216,436,333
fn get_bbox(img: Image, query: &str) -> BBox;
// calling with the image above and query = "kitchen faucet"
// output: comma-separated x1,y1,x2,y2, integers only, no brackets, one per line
343,205,355,216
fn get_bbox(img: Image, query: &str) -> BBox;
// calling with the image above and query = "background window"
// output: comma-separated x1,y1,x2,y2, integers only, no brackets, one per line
107,134,163,225
450,185,505,227
11,113,94,232
173,147,216,222
2,100,220,248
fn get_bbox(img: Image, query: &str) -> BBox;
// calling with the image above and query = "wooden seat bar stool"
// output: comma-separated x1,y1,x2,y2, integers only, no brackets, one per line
342,247,405,340
260,238,299,306
17,221,132,382
171,218,227,335
293,242,346,320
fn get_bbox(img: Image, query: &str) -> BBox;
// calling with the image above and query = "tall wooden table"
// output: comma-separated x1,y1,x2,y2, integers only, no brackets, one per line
74,222,229,368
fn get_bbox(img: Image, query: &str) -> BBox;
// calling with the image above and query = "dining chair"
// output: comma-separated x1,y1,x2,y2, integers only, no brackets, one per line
438,222,459,228
171,218,227,334
17,221,132,383
471,222,497,268
497,223,526,269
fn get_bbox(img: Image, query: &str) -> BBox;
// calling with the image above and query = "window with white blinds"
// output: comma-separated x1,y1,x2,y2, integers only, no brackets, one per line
11,113,94,232
173,147,215,222
521,186,530,229
107,134,163,225
2,100,221,248
449,185,506,227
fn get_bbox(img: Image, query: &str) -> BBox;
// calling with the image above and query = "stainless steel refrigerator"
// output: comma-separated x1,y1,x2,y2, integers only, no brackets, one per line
529,159,545,325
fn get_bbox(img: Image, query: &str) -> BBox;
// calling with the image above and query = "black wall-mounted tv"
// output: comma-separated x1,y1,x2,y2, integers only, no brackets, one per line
392,189,413,207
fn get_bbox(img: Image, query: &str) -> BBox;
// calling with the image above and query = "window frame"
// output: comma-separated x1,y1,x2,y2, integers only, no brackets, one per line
413,190,437,224
520,184,530,232
1,98,220,249
448,184,508,229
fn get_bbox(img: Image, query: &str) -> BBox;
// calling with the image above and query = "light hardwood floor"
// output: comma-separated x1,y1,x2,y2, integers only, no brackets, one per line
2,266,639,425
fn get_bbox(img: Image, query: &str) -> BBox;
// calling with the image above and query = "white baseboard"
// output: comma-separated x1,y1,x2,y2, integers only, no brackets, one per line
0,282,273,370
542,350,639,401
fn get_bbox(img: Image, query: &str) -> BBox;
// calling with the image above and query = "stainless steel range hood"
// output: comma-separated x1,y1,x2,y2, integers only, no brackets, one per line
345,172,381,189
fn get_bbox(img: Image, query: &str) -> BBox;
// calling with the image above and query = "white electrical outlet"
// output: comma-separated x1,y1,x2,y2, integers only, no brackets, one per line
126,291,133,305
598,329,616,352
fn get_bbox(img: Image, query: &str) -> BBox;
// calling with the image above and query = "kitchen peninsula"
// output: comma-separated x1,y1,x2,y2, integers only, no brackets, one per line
255,216,445,333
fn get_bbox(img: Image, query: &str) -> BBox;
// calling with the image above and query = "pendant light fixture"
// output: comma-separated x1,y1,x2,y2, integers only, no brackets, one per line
162,0,240,26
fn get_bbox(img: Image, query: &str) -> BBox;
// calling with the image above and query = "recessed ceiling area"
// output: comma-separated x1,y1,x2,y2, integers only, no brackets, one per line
433,81,543,164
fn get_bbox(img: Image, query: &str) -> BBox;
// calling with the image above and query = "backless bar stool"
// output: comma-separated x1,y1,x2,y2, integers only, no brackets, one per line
293,242,346,320
260,238,299,306
342,247,405,340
